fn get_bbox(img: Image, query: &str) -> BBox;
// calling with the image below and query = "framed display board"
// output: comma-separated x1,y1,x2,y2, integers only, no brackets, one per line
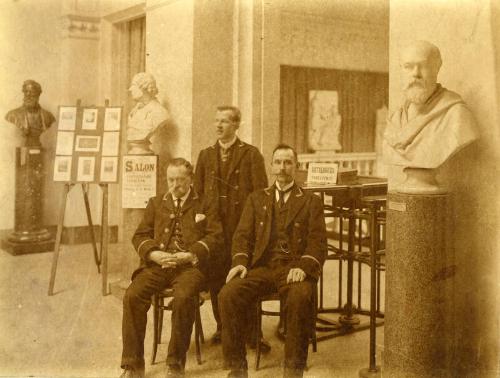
53,105,123,183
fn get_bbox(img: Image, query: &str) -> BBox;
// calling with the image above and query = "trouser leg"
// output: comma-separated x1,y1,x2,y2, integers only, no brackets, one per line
209,274,226,331
279,280,314,377
210,234,231,331
219,266,274,371
121,266,172,370
166,266,205,368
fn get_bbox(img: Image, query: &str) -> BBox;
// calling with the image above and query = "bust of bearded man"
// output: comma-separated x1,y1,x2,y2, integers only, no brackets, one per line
5,80,55,147
383,40,478,193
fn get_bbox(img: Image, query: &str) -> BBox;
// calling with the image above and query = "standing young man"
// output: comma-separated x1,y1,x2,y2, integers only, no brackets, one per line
194,106,268,346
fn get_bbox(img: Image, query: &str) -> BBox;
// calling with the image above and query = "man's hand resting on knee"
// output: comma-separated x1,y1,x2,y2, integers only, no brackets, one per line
287,268,306,283
226,265,247,283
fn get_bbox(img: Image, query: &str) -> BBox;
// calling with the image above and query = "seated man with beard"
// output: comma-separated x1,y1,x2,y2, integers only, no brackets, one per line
383,40,477,169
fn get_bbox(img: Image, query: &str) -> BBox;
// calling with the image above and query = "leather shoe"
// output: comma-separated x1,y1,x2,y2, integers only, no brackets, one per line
247,337,271,354
165,364,184,377
227,369,248,378
119,367,144,378
210,329,222,344
275,321,286,341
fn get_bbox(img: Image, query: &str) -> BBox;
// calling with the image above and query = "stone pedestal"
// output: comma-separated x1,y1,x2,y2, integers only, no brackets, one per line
2,147,54,255
384,192,451,377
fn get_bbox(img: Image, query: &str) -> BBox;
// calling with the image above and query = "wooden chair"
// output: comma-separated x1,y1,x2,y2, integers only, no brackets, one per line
150,288,205,365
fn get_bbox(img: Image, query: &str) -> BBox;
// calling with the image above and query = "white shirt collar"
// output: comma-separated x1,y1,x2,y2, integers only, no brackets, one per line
274,181,295,203
172,187,191,207
218,135,237,150
275,180,295,192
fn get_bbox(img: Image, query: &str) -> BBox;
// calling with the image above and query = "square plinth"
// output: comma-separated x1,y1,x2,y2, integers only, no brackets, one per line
1,239,55,255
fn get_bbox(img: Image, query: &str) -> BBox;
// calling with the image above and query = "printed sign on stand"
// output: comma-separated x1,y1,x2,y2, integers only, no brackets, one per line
306,162,339,185
122,155,158,209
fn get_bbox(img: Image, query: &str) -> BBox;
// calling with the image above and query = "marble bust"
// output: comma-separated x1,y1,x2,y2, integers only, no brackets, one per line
5,80,55,147
383,40,478,193
127,72,169,154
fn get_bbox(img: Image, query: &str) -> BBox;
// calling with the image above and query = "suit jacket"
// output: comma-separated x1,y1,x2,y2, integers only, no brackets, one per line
231,184,328,280
194,138,268,245
131,189,223,279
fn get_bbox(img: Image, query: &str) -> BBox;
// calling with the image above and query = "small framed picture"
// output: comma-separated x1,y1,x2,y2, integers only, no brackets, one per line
82,108,98,130
77,156,95,182
104,107,122,131
58,106,77,130
55,131,75,155
102,132,120,156
53,156,72,182
75,135,101,152
100,156,119,182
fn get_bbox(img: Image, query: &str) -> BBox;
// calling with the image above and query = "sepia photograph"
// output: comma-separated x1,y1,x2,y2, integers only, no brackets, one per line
104,107,122,131
100,156,119,182
82,107,99,130
76,156,95,182
55,131,75,156
53,155,72,182
75,135,101,152
102,131,121,156
57,106,77,131
0,1,499,378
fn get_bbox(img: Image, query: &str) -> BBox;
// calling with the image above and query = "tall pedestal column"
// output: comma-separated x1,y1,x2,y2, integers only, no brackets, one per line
2,147,54,255
384,192,451,378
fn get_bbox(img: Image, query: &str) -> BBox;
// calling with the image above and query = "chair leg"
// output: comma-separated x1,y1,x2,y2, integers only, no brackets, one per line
198,296,205,344
255,302,262,370
195,300,202,365
312,288,318,353
158,297,164,344
151,294,159,365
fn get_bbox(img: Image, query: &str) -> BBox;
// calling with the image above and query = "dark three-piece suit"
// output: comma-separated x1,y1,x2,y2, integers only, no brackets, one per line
219,184,327,374
121,190,222,370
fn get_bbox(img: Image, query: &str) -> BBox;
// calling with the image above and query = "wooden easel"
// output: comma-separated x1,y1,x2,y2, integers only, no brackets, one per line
48,182,110,296
48,99,117,296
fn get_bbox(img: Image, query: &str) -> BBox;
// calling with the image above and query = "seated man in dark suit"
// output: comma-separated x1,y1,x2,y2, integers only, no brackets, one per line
119,158,222,378
219,144,328,378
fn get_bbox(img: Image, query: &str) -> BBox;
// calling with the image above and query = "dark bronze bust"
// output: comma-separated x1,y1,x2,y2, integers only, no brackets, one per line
5,80,55,147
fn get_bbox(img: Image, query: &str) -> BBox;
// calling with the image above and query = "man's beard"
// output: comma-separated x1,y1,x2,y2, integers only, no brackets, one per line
404,82,432,104
23,97,39,109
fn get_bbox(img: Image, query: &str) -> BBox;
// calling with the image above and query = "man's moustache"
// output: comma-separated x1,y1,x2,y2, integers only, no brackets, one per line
406,81,425,89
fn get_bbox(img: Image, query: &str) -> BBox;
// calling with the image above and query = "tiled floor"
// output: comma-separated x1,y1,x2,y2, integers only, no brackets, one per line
0,243,384,378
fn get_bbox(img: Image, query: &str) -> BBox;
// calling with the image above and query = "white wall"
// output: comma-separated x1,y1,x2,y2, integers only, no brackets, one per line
146,0,194,161
280,11,389,72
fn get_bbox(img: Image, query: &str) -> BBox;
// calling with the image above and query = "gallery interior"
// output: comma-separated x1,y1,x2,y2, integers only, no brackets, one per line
0,0,499,377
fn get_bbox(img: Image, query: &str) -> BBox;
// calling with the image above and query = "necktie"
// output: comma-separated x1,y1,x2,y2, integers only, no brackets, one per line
173,198,184,249
220,147,229,162
277,187,293,208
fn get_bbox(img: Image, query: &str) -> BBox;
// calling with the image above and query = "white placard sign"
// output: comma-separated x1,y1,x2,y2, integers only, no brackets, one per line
306,162,339,185
122,155,158,208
